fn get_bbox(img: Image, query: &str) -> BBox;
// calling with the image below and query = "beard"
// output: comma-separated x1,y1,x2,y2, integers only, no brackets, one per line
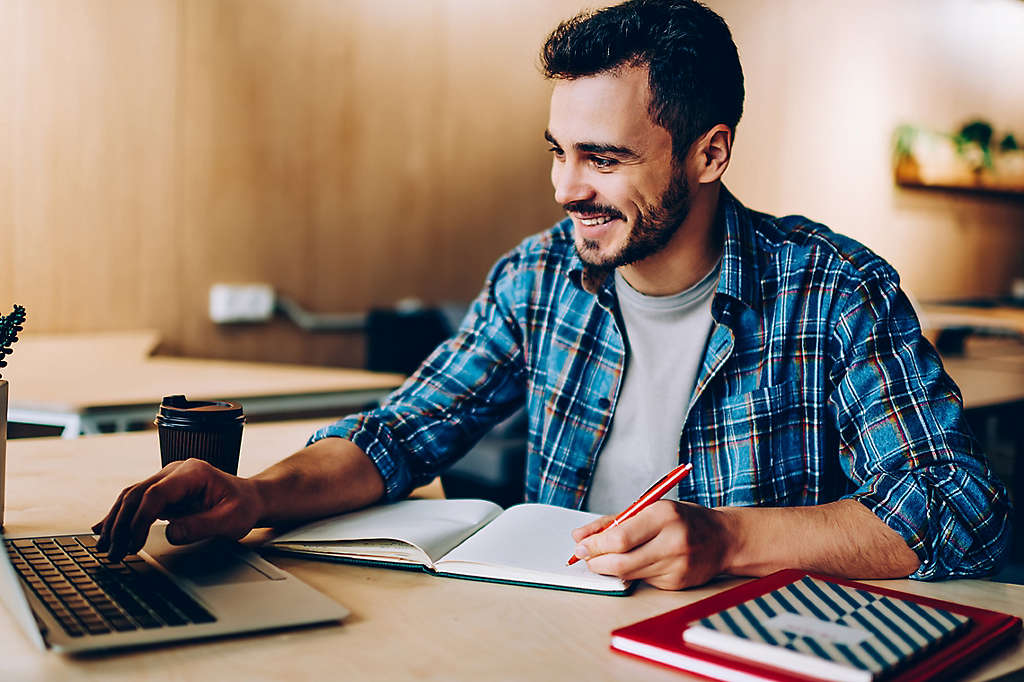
568,171,691,269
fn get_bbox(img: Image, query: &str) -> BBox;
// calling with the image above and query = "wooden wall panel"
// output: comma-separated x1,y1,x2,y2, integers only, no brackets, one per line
4,0,1021,370
0,2,14,302
5,0,183,337
712,0,1024,300
429,0,581,300
1,0,579,367
168,0,575,365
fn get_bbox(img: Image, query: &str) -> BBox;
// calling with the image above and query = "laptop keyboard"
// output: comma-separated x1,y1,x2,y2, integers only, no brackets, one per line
5,534,216,638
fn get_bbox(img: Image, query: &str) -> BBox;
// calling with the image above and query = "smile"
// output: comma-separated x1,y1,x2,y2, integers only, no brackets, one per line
577,215,617,226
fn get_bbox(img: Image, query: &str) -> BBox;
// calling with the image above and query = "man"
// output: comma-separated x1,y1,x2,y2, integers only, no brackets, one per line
95,0,1011,590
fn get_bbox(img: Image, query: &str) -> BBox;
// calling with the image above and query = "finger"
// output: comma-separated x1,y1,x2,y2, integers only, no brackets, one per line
106,486,153,562
96,464,178,550
95,487,132,551
126,473,212,556
98,487,140,553
574,511,661,561
571,515,614,542
107,465,189,561
585,535,676,580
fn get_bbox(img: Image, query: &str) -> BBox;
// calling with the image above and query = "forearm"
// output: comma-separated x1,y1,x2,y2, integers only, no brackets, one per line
718,498,921,579
250,437,385,526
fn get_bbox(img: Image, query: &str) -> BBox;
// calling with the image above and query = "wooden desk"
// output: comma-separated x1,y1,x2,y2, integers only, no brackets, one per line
3,331,404,438
921,303,1024,337
2,422,1023,681
943,356,1024,411
939,339,1024,564
916,304,1024,410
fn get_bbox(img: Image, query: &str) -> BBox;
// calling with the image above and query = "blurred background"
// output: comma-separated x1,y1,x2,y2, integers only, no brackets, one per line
2,0,1022,368
3,0,1024,574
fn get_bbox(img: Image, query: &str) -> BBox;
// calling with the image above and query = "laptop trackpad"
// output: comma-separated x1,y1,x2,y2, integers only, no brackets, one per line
146,530,275,586
156,544,270,586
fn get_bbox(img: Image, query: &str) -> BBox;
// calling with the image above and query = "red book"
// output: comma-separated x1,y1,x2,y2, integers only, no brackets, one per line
610,569,1021,682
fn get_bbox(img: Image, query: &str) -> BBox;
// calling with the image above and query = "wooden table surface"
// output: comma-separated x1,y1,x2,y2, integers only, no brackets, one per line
943,358,1024,410
921,304,1024,337
1,421,1022,681
4,331,404,412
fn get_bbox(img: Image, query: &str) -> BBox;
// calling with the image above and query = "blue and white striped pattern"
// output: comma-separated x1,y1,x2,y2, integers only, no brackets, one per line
311,188,1012,580
691,576,969,677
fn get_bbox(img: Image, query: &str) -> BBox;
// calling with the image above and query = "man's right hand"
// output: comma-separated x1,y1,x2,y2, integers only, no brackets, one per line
92,458,265,562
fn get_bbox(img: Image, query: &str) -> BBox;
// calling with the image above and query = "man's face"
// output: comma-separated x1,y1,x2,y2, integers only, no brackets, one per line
547,66,689,269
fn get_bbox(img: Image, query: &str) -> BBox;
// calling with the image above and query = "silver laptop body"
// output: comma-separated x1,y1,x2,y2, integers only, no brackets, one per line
1,525,348,653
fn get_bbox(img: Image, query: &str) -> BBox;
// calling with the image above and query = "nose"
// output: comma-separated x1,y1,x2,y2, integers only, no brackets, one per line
552,160,594,206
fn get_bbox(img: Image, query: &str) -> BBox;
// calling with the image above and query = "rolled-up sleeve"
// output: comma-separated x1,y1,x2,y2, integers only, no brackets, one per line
829,272,1013,580
309,251,528,501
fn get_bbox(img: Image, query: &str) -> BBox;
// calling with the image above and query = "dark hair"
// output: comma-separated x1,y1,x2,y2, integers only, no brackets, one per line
541,0,744,163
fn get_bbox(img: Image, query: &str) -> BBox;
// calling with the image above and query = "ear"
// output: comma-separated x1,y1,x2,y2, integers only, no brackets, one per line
690,124,733,185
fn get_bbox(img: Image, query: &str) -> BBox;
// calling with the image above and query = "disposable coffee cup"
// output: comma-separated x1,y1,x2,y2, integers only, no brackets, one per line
155,395,245,475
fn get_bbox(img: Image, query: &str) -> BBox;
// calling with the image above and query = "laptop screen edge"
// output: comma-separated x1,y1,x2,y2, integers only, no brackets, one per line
0,532,48,650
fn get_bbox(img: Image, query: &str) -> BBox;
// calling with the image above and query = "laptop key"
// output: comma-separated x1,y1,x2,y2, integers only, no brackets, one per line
106,613,137,631
147,599,187,626
11,534,218,638
161,589,215,623
134,613,164,629
83,621,111,635
160,612,188,627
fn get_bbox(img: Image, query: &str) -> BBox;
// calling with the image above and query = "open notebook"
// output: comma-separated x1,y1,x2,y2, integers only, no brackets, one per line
263,499,631,595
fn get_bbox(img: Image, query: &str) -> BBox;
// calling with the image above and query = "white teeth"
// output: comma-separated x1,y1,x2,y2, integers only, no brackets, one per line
580,216,615,226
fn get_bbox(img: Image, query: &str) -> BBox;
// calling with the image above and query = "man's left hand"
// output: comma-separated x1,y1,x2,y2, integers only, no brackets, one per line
571,500,733,590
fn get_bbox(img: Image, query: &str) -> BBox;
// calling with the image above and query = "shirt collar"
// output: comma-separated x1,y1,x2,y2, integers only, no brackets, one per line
716,187,761,311
566,186,762,311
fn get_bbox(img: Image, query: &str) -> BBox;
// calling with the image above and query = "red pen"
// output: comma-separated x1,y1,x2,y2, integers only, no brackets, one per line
567,461,694,566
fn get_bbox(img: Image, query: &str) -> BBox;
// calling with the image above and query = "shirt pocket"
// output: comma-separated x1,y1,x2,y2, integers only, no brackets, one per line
689,381,820,507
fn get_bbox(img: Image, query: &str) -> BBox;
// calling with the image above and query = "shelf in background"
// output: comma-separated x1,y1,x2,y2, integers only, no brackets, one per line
895,160,1024,199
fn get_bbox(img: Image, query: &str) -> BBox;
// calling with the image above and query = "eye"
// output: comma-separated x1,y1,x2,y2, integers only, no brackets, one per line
590,156,617,170
548,146,564,159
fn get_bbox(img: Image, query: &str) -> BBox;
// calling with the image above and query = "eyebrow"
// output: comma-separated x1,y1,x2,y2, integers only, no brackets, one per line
544,130,640,160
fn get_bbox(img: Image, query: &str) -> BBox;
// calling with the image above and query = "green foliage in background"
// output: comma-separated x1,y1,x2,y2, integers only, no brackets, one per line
894,120,1021,171
957,120,994,168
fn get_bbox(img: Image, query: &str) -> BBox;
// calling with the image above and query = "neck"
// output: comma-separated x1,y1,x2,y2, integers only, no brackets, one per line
618,183,724,296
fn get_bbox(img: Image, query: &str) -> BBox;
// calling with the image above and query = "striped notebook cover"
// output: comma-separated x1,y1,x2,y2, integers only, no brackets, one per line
682,575,971,682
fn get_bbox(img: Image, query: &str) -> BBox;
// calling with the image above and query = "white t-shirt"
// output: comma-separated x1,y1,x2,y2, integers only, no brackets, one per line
584,261,720,514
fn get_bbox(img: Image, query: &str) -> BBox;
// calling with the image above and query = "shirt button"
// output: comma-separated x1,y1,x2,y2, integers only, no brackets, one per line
597,397,611,409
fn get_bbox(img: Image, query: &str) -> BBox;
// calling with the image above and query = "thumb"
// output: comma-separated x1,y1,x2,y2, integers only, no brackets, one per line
165,510,227,545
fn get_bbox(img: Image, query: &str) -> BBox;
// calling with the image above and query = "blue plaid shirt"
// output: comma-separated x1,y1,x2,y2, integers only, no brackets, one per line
312,189,1012,580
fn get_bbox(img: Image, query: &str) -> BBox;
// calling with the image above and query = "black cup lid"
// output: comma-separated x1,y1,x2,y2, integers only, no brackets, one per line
157,394,244,425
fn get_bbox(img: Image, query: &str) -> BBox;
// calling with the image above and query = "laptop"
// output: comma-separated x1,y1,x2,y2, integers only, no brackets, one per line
1,524,349,653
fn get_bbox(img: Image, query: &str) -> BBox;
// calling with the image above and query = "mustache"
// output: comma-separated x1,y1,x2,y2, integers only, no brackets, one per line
563,201,625,221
